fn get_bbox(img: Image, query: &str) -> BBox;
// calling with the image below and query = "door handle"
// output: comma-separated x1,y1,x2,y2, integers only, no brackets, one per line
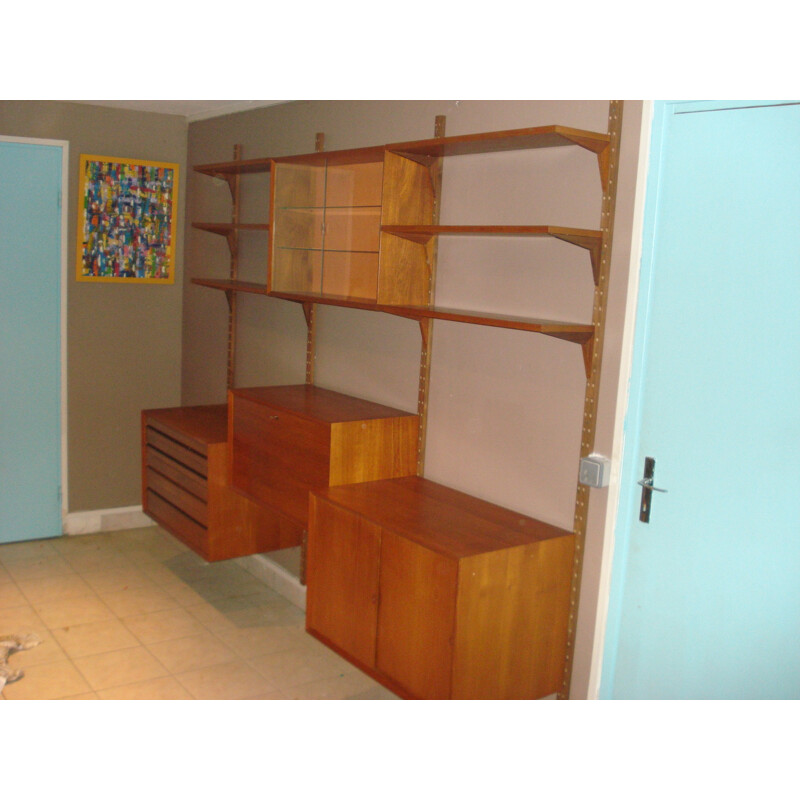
638,456,667,523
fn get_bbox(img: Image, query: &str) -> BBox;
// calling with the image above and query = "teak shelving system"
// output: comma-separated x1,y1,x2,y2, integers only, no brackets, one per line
180,103,623,698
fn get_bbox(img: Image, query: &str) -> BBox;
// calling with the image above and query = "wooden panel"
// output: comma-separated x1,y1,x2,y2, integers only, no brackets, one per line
315,476,572,559
231,384,416,424
329,417,419,486
230,394,330,525
451,536,575,699
377,232,431,306
273,161,326,209
325,160,384,207
144,405,226,447
380,151,435,226
145,427,208,476
145,490,207,554
321,251,379,300
273,207,324,250
271,247,323,294
323,207,381,253
145,445,208,501
376,530,458,699
146,469,208,526
306,494,381,667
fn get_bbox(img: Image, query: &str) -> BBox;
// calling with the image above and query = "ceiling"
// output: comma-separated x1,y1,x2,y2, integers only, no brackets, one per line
71,100,288,122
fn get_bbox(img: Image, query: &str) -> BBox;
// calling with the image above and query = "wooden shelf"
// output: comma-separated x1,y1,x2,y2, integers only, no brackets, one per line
268,289,592,338
192,277,268,295
193,222,270,234
387,125,609,157
194,157,272,177
382,225,603,283
386,124,611,189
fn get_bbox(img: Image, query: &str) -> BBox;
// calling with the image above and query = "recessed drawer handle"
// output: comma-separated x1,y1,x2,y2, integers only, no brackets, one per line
269,415,279,420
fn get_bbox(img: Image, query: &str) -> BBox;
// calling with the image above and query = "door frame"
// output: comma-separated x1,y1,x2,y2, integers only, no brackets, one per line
0,135,70,529
583,101,655,699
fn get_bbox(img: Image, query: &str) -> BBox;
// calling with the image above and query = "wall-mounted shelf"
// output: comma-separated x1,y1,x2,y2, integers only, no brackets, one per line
170,106,624,700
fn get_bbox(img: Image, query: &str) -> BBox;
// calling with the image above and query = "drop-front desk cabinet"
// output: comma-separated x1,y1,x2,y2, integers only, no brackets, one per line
306,476,575,700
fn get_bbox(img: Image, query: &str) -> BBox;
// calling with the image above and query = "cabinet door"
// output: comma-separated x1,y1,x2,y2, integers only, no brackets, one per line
306,495,382,668
376,531,458,699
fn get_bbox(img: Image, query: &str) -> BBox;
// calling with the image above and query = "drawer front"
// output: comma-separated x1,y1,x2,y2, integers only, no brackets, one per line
145,426,208,477
231,396,330,524
146,468,208,526
145,490,207,554
145,446,208,501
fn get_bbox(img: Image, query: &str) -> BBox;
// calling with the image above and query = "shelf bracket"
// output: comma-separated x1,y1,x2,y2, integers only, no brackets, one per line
559,132,611,192
552,232,602,285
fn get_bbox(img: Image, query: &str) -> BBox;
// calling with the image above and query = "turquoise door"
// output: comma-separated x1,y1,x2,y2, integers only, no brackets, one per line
600,102,800,699
0,139,64,544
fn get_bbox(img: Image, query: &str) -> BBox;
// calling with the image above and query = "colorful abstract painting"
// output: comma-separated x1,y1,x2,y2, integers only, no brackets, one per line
76,155,179,283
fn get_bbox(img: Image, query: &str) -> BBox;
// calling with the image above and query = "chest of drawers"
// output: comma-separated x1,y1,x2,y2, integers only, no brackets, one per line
142,404,302,561
228,385,419,527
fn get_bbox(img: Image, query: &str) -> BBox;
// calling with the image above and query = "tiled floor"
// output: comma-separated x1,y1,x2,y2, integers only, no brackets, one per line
0,526,398,700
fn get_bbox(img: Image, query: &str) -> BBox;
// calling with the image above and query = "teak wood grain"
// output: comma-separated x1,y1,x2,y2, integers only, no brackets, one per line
305,476,575,699
228,385,419,527
142,405,303,561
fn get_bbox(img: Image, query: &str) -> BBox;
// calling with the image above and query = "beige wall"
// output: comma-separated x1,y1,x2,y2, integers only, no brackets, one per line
0,101,187,511
183,100,644,697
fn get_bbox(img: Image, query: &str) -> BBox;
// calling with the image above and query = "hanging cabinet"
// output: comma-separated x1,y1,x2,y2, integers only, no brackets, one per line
143,103,622,699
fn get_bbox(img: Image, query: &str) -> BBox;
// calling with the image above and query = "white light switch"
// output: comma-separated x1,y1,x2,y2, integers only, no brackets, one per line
579,454,611,488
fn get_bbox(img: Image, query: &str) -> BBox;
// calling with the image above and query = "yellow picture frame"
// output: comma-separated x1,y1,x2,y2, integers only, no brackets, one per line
76,154,179,284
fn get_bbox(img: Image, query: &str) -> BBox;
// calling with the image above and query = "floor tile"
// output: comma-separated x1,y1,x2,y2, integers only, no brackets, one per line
98,584,180,618
80,565,157,595
0,603,47,633
0,539,61,565
212,623,306,659
97,676,193,700
0,582,28,610
282,671,397,700
175,660,278,700
60,550,135,575
72,646,168,691
33,594,115,629
2,659,92,699
51,618,141,659
146,631,238,674
248,645,356,690
15,573,95,604
3,555,76,582
121,607,207,645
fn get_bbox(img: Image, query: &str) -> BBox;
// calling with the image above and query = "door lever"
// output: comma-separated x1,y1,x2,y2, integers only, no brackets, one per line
638,456,667,523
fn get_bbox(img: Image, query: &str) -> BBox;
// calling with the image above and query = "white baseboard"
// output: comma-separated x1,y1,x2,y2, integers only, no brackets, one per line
62,505,152,536
240,553,307,610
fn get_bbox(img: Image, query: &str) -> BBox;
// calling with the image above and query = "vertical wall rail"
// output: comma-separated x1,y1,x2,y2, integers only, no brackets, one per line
226,144,242,391
415,114,446,475
560,101,624,698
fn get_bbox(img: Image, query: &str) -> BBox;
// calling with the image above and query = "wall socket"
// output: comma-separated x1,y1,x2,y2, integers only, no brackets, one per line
579,454,611,488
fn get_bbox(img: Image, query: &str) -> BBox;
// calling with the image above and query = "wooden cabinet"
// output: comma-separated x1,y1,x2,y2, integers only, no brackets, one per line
306,476,575,699
228,384,419,528
142,405,302,561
